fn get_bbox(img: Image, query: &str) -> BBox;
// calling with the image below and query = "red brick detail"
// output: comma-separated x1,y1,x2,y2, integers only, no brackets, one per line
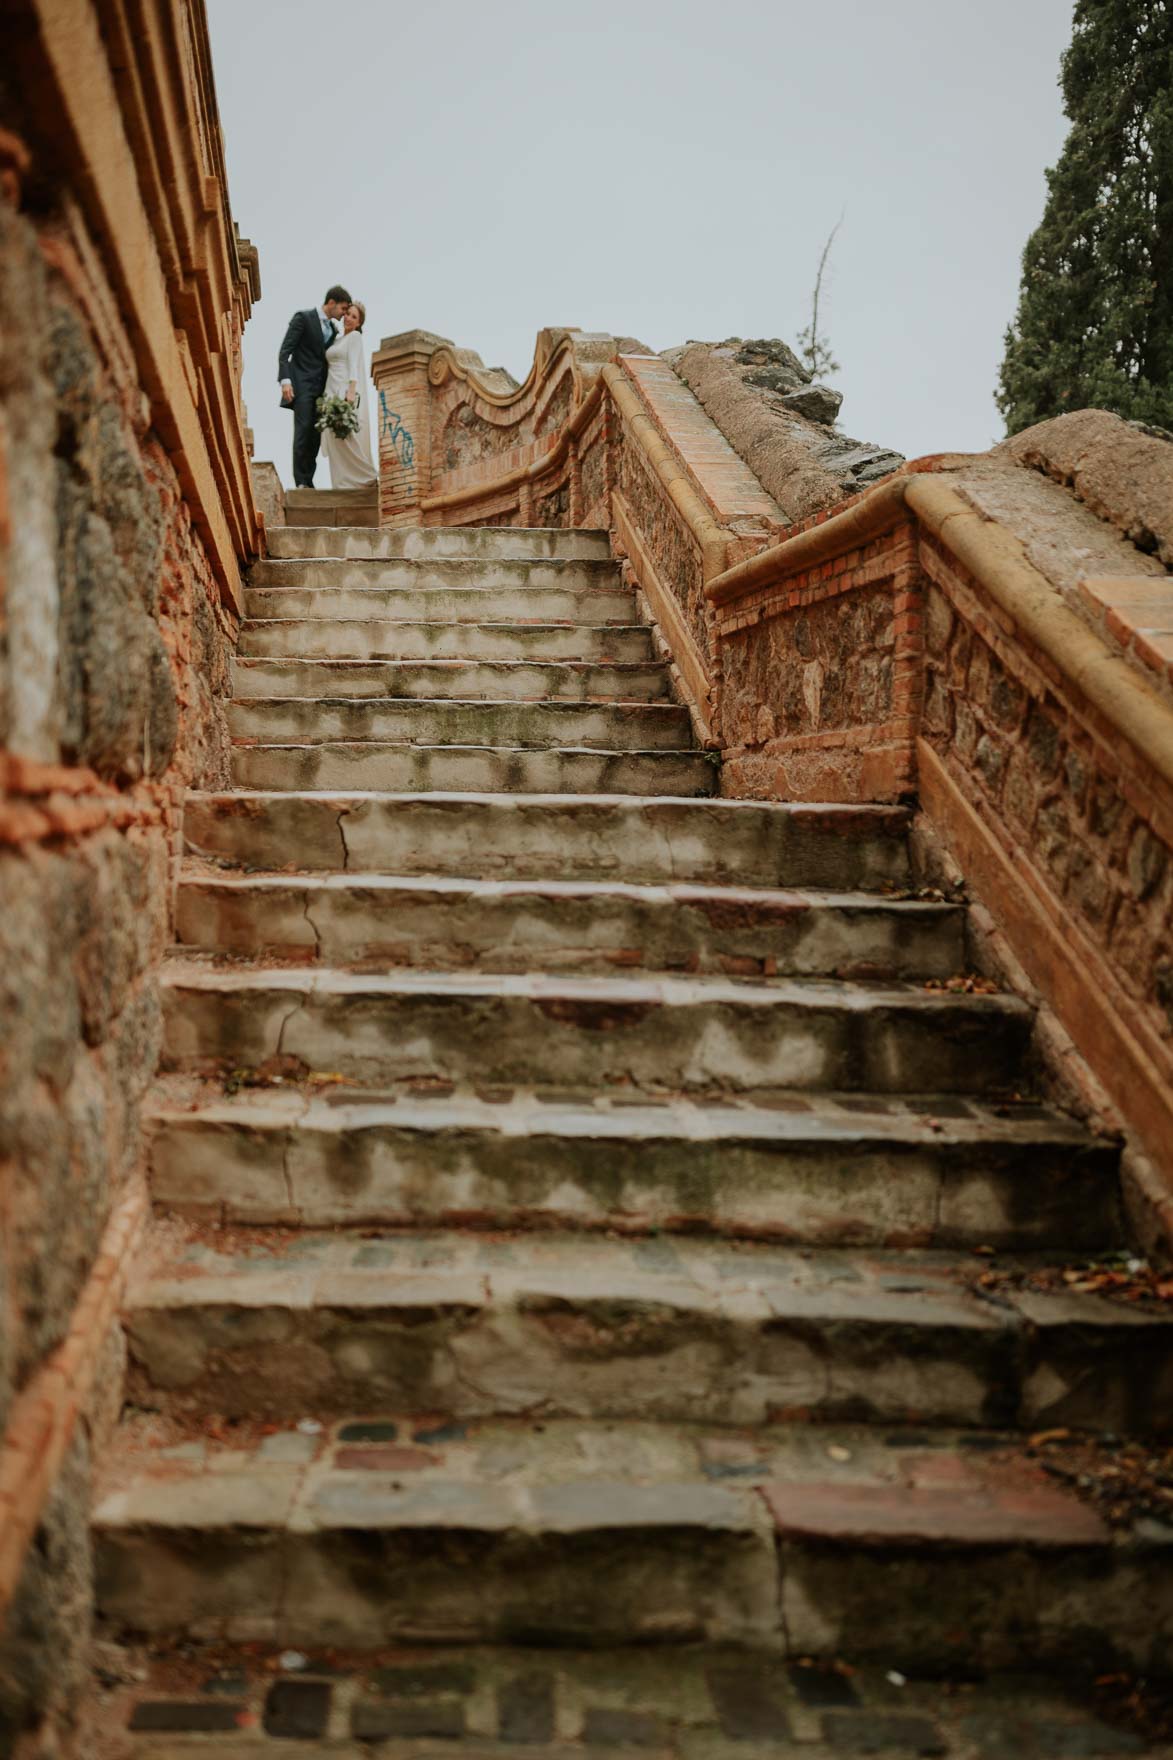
759,1475,1110,1547
1078,575,1173,690
334,1446,440,1471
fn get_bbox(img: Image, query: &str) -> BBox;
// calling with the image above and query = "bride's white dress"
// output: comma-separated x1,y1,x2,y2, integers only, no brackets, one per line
323,328,377,489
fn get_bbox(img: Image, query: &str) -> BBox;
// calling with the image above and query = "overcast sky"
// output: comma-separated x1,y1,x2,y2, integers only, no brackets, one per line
206,0,1075,488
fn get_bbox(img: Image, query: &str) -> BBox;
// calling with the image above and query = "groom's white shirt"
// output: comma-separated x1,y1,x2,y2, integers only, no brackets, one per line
281,306,335,390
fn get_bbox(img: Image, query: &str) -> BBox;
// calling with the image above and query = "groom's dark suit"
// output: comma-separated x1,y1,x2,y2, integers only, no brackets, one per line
278,308,337,487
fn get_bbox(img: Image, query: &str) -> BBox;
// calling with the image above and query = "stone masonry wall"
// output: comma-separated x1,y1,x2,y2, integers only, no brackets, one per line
619,439,709,662
919,531,1173,1085
715,519,922,802
0,108,241,1760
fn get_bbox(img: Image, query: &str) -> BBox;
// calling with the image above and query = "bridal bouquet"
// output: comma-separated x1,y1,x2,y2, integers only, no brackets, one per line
315,394,360,439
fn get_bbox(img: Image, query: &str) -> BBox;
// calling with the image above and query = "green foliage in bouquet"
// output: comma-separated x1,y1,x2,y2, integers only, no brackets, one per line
315,394,361,439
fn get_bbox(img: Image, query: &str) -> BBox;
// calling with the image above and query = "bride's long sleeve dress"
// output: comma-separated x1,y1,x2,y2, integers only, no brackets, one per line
322,328,378,489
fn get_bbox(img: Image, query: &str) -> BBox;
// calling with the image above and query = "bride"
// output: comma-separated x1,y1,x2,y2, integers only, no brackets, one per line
323,300,377,488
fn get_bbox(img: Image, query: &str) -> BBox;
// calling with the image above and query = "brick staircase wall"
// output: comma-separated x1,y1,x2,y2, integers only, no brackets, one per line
0,5,259,1749
0,13,1170,1745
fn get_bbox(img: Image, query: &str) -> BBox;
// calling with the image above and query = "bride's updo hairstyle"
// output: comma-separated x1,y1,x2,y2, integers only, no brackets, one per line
349,301,366,332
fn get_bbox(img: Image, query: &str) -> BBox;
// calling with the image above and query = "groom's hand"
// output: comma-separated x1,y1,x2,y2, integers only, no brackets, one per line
281,384,293,404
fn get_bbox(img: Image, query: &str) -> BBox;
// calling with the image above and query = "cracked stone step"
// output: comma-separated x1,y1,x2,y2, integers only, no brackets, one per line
242,584,636,626
144,1085,1122,1250
230,657,674,703
94,1412,782,1652
173,871,966,980
237,619,657,663
116,1217,1173,1430
182,794,913,888
158,965,1031,1096
229,744,717,796
248,555,625,593
227,698,695,754
264,525,614,562
92,1414,1172,1668
95,1420,1173,1678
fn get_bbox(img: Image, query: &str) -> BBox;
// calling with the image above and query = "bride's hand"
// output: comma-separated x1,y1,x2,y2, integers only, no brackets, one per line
345,390,356,404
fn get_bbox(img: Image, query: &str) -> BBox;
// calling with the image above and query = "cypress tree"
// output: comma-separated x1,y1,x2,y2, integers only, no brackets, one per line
997,0,1173,434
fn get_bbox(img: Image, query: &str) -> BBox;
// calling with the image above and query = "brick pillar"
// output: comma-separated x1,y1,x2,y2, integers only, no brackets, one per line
369,329,450,527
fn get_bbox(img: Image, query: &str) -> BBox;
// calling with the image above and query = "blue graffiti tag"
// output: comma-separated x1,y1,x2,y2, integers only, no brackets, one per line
379,393,414,468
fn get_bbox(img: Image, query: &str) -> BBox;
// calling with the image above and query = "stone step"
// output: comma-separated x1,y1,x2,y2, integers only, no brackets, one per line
89,1637,1173,1756
237,619,656,663
227,698,695,754
248,557,623,594
158,964,1031,1095
242,585,636,627
182,793,914,888
173,871,965,980
117,1227,1173,1433
264,525,613,562
229,744,716,796
284,485,377,529
145,1084,1122,1251
93,1413,1171,1670
231,657,673,703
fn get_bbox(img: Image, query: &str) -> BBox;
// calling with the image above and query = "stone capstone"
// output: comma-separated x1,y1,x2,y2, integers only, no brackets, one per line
663,339,904,521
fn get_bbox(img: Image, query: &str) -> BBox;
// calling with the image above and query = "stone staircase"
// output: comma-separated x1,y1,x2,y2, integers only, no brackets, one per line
93,526,1173,1747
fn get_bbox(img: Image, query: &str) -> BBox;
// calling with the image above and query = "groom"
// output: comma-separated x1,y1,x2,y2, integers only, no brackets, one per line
278,284,352,487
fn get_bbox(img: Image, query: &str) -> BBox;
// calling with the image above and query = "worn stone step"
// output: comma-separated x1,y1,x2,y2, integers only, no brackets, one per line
227,698,695,754
118,1228,1173,1433
159,964,1031,1095
248,556,623,593
182,794,913,889
231,657,673,703
264,525,613,562
229,744,717,796
145,1084,1122,1251
93,1413,1171,1669
95,1413,774,1652
243,585,636,626
89,1636,1173,1757
237,619,656,663
174,871,965,980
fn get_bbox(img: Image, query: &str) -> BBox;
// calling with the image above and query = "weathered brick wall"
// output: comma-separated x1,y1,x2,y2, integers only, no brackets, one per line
0,1,256,1737
919,533,1173,1091
0,183,240,1756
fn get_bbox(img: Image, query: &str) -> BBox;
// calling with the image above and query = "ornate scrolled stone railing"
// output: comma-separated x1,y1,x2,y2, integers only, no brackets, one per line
369,328,784,742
